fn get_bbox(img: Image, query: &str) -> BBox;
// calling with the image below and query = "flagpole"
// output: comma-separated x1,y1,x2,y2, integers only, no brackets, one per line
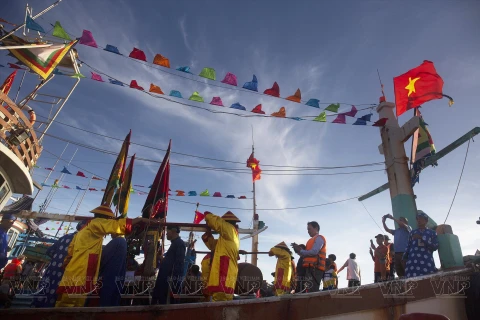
410,108,420,170
0,0,64,42
251,127,259,267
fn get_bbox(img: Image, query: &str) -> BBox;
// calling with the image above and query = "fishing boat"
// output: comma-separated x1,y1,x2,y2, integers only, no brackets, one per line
0,2,479,320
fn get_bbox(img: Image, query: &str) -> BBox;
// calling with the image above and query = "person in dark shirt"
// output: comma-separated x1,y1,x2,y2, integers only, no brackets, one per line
151,226,186,304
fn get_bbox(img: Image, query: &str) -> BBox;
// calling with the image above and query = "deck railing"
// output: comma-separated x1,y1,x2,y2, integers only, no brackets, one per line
0,91,42,169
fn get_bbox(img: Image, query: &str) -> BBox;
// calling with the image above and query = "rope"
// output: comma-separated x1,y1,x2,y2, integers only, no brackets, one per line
444,138,471,224
360,201,384,233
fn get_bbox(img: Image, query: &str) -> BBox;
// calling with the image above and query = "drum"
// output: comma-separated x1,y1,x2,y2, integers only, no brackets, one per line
235,263,263,295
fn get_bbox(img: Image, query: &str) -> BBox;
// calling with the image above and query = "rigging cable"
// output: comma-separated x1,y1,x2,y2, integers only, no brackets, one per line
443,138,471,224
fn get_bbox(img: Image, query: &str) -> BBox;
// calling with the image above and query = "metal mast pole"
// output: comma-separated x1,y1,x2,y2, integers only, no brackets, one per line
251,128,259,266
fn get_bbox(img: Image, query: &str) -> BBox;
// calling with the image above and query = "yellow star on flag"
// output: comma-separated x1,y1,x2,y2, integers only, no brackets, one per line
249,163,257,170
405,77,420,97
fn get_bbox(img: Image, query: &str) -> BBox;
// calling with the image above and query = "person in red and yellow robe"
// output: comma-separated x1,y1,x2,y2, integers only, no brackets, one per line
55,205,149,307
204,211,240,302
269,242,293,296
200,230,217,299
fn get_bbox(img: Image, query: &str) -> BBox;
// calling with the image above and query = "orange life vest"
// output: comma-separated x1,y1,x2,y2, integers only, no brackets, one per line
2,260,21,279
302,234,327,271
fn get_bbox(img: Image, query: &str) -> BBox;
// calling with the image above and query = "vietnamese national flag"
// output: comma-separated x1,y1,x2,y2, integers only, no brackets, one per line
247,152,262,182
193,211,205,224
394,60,453,117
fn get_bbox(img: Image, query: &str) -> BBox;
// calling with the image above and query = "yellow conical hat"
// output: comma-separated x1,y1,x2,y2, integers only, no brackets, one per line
221,211,241,222
90,205,115,218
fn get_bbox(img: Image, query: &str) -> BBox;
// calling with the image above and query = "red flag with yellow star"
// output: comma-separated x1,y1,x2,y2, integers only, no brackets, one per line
394,60,453,117
247,153,262,181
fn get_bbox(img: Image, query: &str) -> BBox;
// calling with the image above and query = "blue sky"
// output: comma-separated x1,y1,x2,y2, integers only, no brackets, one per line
2,0,479,287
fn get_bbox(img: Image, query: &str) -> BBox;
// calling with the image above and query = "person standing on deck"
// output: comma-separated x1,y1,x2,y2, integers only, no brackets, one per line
292,221,327,293
0,213,16,270
383,235,395,279
200,229,217,300
369,234,390,283
382,214,412,278
151,225,186,305
32,220,88,308
268,241,293,296
55,205,149,307
295,244,306,293
204,211,240,302
403,211,439,278
337,253,361,287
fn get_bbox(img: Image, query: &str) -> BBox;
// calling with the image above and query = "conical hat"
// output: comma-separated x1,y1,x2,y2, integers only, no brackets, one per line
221,211,241,222
274,241,290,251
90,205,115,218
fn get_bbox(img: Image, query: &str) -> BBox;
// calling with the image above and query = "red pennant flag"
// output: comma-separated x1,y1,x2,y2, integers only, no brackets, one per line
45,227,49,230
373,118,388,127
92,176,102,180
89,188,98,191
45,167,53,171
193,211,205,224
76,171,86,177
394,60,453,117
0,70,17,96
8,63,24,69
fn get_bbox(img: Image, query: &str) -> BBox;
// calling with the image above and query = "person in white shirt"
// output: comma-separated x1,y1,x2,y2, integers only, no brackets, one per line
337,253,361,287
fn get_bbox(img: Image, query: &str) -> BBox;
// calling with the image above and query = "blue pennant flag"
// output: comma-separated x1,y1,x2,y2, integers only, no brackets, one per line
109,79,124,86
305,99,320,108
353,119,367,125
26,15,45,33
104,44,121,55
359,113,373,122
230,102,246,111
176,66,191,73
169,90,183,98
41,183,49,187
61,166,72,174
76,186,86,190
188,191,197,196
242,75,258,92
226,195,235,199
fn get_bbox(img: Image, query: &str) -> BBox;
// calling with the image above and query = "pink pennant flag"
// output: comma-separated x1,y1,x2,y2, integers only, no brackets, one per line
91,72,104,82
62,185,71,189
344,105,358,117
221,72,238,86
92,176,102,180
130,80,144,90
8,63,24,69
88,188,98,191
45,167,53,171
76,171,86,177
79,30,98,48
373,118,388,127
129,48,147,61
210,96,224,106
332,114,346,124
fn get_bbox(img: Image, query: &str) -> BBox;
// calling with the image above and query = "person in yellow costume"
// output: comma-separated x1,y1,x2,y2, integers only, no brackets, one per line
200,229,217,300
268,242,293,296
55,205,149,307
204,211,240,301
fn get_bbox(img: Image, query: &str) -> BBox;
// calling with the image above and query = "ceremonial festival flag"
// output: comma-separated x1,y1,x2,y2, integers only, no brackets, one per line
5,35,77,79
142,140,171,219
394,60,453,117
113,154,135,217
101,130,131,206
0,70,17,96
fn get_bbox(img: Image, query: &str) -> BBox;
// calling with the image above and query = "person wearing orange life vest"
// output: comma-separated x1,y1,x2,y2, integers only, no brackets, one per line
292,221,326,292
268,242,293,296
200,230,217,299
203,211,240,302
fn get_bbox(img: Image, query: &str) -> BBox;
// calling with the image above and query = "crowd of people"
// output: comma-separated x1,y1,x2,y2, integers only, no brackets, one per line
0,207,441,307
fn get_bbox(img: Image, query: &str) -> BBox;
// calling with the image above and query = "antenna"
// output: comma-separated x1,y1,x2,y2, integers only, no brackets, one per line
377,69,386,101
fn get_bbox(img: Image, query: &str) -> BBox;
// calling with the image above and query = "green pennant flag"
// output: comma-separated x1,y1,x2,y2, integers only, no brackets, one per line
33,164,40,168
313,112,326,122
199,67,216,80
130,187,135,194
325,103,340,113
189,91,204,102
52,21,71,40
71,73,85,79
200,189,210,196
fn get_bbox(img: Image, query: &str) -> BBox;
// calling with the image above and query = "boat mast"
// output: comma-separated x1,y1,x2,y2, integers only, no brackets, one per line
251,127,259,266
